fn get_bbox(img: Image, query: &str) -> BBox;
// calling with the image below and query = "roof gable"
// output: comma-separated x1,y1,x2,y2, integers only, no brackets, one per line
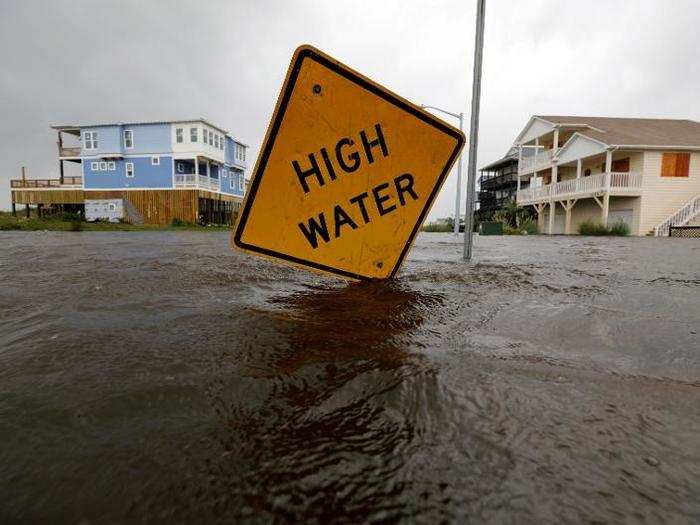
514,116,556,144
555,133,608,164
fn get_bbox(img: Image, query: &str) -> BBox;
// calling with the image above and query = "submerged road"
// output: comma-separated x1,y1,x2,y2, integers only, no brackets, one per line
1,232,699,522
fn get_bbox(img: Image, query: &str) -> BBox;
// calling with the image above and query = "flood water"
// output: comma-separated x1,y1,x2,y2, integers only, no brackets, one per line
1,232,699,522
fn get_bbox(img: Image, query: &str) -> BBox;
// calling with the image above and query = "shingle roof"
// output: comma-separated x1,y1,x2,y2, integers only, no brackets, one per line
537,116,700,148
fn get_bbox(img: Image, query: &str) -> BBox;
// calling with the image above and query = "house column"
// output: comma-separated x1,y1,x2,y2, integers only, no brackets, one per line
535,203,546,233
548,163,558,234
553,128,559,150
576,159,582,178
561,199,576,234
12,202,16,217
517,145,522,191
602,150,612,226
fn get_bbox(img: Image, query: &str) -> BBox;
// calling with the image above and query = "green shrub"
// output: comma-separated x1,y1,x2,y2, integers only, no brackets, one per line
423,221,453,232
608,219,630,236
578,220,609,235
171,218,187,227
59,211,81,221
521,219,538,235
577,219,630,236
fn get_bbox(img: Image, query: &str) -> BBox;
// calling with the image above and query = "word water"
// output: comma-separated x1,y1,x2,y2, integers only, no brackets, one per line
294,123,419,249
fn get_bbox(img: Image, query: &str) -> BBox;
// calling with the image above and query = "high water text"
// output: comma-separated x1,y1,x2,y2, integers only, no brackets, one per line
293,123,419,249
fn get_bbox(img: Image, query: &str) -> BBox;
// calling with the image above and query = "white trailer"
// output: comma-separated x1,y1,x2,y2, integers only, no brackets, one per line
85,199,123,222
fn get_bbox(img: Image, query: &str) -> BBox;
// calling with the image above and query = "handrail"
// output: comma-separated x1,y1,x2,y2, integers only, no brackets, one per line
10,176,83,188
653,193,700,236
517,172,641,205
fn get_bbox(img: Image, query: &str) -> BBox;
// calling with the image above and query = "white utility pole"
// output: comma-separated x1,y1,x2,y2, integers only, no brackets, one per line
420,105,464,234
463,0,486,260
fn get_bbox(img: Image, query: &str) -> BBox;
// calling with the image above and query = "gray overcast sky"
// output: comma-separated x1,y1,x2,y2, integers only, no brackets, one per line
1,0,699,219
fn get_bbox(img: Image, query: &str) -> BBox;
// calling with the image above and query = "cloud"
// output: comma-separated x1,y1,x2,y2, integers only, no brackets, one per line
1,0,698,220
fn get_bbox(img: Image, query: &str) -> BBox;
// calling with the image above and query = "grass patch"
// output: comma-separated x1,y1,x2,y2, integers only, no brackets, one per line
0,211,231,232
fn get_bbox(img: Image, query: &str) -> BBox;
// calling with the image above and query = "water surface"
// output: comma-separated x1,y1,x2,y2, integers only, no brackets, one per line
1,232,699,522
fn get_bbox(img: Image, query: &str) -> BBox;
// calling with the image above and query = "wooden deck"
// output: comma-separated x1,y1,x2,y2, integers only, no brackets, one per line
11,188,242,225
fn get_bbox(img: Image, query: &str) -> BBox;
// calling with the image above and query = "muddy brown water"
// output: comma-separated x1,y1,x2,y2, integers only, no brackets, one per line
1,232,699,523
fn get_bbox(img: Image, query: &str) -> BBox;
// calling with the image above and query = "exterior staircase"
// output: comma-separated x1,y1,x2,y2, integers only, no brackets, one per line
652,193,700,236
122,197,144,225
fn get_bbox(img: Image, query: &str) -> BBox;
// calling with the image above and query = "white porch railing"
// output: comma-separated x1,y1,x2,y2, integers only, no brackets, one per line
519,148,557,173
174,174,220,191
174,174,197,187
653,193,700,236
199,175,220,191
517,172,642,204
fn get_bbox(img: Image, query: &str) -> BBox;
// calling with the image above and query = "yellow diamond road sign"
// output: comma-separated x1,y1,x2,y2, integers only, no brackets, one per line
233,45,465,280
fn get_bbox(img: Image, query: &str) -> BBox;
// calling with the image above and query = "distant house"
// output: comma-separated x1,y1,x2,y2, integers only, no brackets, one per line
10,119,248,224
478,146,534,214
513,116,700,235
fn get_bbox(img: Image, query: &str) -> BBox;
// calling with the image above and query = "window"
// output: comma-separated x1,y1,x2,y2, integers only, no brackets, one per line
123,129,133,148
230,177,235,190
108,161,116,170
209,131,213,146
126,162,134,178
91,161,98,170
214,134,219,149
84,131,98,150
220,136,224,150
190,127,198,142
239,172,244,190
108,203,116,211
99,161,107,171
177,162,184,173
151,156,160,165
661,152,690,177
235,143,246,162
203,129,208,145
176,128,183,143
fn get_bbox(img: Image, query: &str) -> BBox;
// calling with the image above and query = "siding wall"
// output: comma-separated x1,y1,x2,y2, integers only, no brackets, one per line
122,124,171,154
83,156,173,189
638,151,700,234
82,126,121,155
81,124,170,157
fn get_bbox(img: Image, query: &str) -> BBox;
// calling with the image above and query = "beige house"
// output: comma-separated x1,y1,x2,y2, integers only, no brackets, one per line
513,116,700,235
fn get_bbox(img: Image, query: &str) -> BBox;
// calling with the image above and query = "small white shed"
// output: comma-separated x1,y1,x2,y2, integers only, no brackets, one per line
85,199,124,222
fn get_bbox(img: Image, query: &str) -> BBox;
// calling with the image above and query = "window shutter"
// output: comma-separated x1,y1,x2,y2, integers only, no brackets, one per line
661,153,677,177
675,153,690,177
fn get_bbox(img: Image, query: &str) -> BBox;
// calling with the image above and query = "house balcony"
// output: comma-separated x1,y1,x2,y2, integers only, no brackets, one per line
519,148,558,174
58,145,81,158
11,176,83,189
480,172,518,190
517,172,642,205
174,174,220,191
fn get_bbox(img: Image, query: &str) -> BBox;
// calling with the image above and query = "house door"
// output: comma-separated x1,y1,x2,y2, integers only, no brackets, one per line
553,209,565,234
612,158,630,172
609,209,633,228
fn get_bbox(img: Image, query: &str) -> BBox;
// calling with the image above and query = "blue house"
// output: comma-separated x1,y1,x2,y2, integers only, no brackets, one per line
10,119,248,224
72,119,247,196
